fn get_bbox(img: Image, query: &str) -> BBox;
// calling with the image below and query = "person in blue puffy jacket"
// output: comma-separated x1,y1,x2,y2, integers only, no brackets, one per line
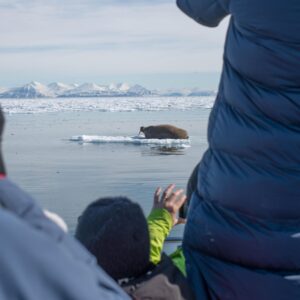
177,0,300,299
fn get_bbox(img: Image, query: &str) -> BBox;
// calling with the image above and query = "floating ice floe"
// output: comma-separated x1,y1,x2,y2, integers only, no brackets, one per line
70,135,191,148
0,96,214,114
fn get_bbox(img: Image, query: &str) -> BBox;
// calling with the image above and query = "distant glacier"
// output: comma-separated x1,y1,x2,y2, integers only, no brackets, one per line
0,81,216,99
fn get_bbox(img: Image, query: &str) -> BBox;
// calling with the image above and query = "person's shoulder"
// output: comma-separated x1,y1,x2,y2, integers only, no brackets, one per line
0,208,129,300
121,254,194,300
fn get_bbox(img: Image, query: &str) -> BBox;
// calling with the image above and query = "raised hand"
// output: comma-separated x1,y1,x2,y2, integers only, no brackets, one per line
153,184,187,226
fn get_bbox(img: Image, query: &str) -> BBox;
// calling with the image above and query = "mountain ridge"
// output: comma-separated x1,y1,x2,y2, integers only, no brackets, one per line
0,81,216,99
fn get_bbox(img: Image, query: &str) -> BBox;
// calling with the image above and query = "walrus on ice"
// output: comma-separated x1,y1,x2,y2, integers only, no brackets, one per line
139,125,189,139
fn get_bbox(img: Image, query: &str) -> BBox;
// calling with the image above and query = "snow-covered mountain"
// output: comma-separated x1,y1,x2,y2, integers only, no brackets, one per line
58,82,153,97
126,84,152,96
47,82,77,96
63,82,112,97
0,81,54,98
0,81,215,98
109,83,130,92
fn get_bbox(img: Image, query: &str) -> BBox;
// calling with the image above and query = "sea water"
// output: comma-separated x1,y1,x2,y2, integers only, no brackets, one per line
1,96,212,251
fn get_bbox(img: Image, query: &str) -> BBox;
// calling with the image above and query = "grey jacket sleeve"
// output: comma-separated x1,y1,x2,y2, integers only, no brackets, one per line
176,0,230,27
0,178,64,240
0,206,129,300
0,178,130,299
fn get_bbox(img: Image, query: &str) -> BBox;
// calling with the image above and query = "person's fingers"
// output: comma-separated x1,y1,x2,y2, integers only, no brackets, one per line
175,195,187,209
173,189,184,197
167,189,184,203
154,187,162,204
162,184,175,201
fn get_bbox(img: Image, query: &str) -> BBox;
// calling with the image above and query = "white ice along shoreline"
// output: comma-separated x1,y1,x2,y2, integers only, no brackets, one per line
0,96,215,114
70,135,191,148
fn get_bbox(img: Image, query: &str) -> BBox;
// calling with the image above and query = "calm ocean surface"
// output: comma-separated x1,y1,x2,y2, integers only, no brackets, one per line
2,97,211,250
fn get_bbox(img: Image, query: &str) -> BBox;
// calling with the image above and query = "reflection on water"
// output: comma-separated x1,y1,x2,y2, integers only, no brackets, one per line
141,145,187,156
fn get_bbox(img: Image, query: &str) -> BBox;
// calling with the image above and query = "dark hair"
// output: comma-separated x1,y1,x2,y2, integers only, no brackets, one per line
75,197,150,280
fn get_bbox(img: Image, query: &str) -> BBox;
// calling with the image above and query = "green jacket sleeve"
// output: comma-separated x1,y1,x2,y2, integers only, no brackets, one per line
169,247,186,277
147,208,173,265
147,209,186,276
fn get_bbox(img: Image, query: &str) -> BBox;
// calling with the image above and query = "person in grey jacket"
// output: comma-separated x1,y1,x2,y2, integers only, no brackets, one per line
0,109,129,300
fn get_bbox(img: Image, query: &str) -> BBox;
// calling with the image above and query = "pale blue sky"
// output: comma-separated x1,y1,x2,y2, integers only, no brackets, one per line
0,0,228,89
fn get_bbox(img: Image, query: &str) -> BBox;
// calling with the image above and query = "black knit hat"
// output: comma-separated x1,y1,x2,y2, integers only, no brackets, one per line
75,197,150,280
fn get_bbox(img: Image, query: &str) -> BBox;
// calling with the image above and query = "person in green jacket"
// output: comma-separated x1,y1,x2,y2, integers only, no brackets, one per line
147,184,187,276
75,184,193,299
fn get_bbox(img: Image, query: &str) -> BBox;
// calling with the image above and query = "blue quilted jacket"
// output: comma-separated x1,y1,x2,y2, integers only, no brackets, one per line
177,0,300,299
